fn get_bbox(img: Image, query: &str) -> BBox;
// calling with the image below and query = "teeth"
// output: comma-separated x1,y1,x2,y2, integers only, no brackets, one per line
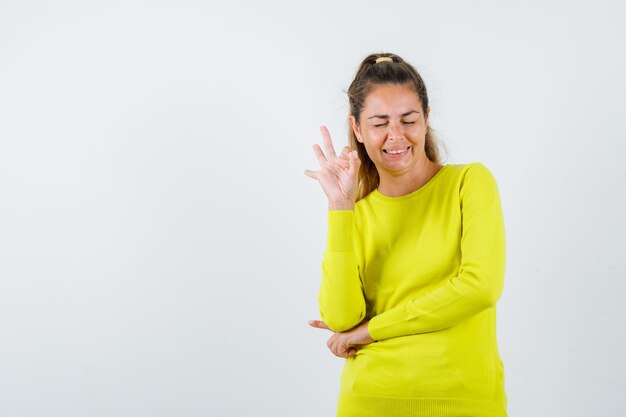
385,147,408,154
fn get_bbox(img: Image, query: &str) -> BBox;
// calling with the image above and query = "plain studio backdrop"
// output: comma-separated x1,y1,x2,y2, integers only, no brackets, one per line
1,1,625,416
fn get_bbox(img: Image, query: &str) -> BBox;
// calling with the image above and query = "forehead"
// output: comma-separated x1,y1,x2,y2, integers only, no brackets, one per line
362,83,423,114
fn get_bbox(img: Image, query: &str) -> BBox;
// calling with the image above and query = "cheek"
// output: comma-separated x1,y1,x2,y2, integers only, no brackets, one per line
408,127,426,142
365,129,385,143
363,137,384,153
407,124,424,134
361,141,381,159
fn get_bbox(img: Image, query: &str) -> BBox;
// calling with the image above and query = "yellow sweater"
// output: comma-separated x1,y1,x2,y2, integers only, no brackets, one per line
318,162,508,417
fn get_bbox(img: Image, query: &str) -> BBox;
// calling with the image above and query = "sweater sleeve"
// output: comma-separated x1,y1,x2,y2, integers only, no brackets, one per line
367,163,506,341
317,210,367,333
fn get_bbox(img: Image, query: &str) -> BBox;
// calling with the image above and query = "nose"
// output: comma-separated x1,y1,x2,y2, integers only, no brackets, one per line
388,120,403,140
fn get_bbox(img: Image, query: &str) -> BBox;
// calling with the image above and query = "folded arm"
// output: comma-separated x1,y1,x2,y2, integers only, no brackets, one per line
317,210,367,333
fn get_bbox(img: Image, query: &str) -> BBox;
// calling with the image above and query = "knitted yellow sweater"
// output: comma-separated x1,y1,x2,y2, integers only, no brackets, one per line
318,162,508,417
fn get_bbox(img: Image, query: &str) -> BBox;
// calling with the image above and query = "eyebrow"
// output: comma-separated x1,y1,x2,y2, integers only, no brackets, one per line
367,110,420,120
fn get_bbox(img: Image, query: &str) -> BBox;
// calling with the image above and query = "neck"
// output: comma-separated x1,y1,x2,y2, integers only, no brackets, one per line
377,159,443,197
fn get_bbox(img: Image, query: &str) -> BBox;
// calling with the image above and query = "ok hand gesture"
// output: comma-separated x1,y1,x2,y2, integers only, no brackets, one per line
304,126,361,210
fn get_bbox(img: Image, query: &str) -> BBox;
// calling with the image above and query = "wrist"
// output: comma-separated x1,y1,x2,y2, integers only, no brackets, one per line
366,320,376,342
328,200,355,210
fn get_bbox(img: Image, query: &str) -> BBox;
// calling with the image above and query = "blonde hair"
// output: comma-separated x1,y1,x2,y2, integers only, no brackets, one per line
347,53,447,201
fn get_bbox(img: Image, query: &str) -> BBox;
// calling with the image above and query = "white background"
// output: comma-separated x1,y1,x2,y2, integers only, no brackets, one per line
1,1,625,416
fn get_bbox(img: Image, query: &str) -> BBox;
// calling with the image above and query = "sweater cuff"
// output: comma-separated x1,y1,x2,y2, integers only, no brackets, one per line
368,304,414,341
326,210,355,252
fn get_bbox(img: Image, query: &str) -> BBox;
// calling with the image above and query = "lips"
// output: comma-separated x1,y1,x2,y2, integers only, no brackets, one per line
383,146,411,154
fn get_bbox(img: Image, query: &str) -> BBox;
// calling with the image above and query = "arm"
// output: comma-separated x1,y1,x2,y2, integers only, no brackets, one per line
317,209,367,333
305,126,365,333
368,163,507,341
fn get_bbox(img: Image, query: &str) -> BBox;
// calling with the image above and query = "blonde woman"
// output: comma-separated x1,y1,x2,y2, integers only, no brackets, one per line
305,53,508,417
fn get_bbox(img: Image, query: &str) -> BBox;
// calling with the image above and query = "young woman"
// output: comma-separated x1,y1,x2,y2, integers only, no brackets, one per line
304,53,508,417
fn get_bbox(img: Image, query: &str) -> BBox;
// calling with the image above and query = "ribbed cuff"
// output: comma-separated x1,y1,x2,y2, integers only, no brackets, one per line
326,210,355,251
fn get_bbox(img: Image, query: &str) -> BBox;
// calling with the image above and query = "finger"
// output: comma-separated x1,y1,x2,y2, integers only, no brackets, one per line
327,335,335,350
308,320,331,330
327,158,349,172
328,333,342,353
337,342,354,358
330,335,344,357
303,169,319,180
312,144,327,168
331,153,350,167
348,150,361,177
320,125,337,158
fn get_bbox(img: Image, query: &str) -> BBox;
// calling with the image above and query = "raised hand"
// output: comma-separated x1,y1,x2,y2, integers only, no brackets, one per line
304,126,361,210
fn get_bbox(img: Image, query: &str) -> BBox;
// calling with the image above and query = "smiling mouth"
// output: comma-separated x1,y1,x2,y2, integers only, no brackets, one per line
383,146,411,154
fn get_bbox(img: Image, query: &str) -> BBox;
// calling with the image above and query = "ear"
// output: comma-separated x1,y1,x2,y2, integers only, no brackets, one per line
349,115,363,143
